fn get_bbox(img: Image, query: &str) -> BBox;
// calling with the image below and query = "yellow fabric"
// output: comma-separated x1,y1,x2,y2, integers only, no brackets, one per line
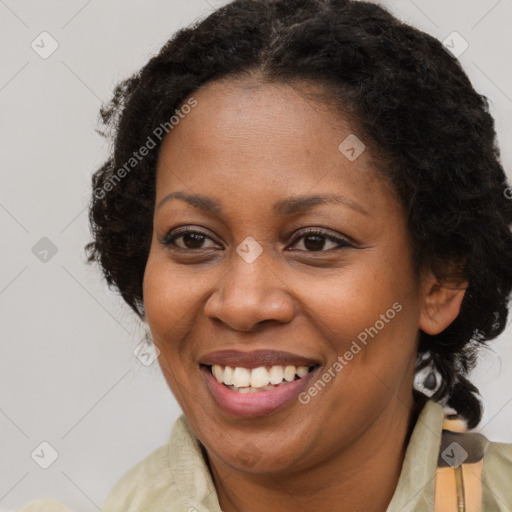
463,460,484,512
16,399,512,512
434,467,459,511
434,460,483,512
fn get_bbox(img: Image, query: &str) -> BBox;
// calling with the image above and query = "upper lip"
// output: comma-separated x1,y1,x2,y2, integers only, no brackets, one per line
199,349,321,369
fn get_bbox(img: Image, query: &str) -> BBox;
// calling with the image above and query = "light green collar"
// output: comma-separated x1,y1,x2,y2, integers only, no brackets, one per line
169,399,445,512
385,399,445,511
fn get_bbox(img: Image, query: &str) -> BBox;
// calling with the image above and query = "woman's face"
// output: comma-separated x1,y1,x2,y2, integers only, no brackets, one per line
143,78,425,474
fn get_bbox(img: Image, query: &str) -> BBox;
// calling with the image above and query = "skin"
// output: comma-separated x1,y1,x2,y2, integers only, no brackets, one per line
142,77,466,512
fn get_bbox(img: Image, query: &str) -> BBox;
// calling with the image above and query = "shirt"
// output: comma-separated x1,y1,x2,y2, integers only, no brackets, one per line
16,399,512,511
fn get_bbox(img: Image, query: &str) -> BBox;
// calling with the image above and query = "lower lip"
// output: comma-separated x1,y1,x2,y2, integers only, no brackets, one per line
200,365,320,419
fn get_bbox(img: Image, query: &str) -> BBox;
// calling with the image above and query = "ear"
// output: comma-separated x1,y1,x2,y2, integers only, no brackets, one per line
419,271,467,335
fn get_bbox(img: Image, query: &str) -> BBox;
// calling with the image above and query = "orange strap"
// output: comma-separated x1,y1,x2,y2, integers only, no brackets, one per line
434,458,483,512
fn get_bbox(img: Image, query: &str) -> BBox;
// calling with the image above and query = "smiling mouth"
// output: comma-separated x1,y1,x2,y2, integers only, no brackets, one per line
201,363,320,393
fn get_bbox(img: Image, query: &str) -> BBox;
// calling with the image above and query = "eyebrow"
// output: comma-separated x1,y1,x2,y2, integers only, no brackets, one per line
157,191,369,216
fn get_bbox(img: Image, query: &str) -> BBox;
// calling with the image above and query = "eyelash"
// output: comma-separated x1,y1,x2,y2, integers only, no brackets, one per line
160,227,354,252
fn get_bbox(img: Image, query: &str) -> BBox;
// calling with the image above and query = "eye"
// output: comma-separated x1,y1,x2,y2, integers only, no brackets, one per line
287,228,354,252
160,227,354,252
160,228,219,250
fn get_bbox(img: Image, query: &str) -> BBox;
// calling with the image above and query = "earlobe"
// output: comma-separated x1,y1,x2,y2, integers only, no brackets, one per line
419,274,468,335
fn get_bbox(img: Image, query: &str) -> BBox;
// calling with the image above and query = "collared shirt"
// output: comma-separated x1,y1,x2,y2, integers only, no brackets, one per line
17,399,512,511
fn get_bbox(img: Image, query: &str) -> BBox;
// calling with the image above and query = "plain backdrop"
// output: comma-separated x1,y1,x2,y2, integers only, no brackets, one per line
1,0,511,510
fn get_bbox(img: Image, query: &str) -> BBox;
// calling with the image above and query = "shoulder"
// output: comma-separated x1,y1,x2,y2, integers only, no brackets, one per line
16,498,74,512
101,442,177,512
17,416,213,512
482,439,512,502
485,439,512,464
101,416,196,512
438,424,512,509
438,424,512,469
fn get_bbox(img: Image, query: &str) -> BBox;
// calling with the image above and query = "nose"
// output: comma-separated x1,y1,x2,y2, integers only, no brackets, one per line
204,247,295,332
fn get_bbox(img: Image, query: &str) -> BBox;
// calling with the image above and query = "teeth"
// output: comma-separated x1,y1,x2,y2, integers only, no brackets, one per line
269,365,284,385
209,364,315,389
232,367,251,387
296,366,309,378
223,365,234,385
283,365,296,382
250,366,270,388
212,364,223,383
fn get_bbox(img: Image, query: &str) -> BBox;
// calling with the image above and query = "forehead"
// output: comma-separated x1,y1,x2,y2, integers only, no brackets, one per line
155,77,397,216
163,77,359,158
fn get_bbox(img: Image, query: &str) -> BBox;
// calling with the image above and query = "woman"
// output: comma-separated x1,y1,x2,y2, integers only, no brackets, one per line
20,0,512,510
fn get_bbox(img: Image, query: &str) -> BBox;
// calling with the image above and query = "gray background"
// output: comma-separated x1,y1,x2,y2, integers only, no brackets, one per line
1,0,511,510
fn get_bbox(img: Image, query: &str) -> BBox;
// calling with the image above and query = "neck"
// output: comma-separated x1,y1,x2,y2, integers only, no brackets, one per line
206,393,424,512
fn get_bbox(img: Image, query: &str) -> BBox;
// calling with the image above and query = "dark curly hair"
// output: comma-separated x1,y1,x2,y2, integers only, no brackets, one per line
85,0,512,429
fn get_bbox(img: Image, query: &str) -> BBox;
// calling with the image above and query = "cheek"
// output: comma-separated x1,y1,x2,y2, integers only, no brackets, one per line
142,253,204,411
297,250,420,381
303,259,413,334
142,253,193,390
142,249,220,383
143,258,176,334
142,250,201,339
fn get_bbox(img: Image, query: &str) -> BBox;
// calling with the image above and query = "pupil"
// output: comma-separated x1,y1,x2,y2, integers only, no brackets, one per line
304,235,324,251
184,233,204,249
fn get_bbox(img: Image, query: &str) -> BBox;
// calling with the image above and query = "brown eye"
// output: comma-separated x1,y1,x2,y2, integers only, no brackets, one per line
288,229,353,252
301,234,330,251
161,229,219,250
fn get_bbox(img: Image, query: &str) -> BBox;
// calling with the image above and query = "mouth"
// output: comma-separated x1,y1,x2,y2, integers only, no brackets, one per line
198,352,322,418
200,363,320,393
